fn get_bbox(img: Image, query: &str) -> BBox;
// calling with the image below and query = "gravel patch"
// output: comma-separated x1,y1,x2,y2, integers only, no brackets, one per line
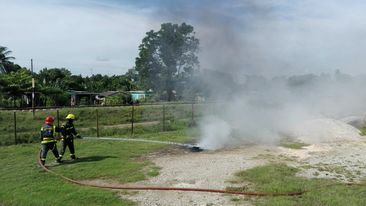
122,145,272,206
122,138,366,205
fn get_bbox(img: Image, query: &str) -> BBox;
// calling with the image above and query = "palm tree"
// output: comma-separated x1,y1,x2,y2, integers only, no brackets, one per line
0,46,15,73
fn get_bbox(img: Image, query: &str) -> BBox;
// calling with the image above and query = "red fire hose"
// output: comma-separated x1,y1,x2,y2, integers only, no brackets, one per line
38,150,366,197
38,150,305,197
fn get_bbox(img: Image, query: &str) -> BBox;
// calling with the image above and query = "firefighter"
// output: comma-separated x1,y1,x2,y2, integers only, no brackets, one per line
59,114,81,160
40,116,62,165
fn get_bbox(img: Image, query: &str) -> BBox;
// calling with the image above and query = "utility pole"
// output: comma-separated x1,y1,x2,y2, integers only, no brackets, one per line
31,59,35,119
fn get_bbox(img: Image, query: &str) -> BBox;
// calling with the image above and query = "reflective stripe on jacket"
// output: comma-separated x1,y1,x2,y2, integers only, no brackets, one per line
40,124,57,144
61,121,78,139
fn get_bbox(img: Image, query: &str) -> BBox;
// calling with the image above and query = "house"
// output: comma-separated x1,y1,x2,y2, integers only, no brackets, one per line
68,90,151,106
69,90,98,106
96,91,122,105
99,91,149,104
129,91,147,102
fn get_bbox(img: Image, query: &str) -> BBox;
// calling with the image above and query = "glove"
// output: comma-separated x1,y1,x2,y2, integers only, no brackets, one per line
76,134,82,139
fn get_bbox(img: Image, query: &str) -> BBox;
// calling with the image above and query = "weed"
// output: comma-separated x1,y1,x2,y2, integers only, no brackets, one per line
280,138,309,149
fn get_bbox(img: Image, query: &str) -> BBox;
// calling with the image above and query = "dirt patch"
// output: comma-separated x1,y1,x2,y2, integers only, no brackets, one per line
135,146,192,162
285,118,361,143
278,143,332,159
121,139,366,206
121,145,273,206
296,141,366,182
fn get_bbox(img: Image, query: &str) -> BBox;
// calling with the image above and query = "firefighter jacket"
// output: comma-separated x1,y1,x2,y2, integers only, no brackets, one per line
61,121,79,139
40,124,60,144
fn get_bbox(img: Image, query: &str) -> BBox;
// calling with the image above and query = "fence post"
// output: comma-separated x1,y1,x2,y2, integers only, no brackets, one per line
31,59,36,119
131,104,134,136
57,110,60,128
14,112,17,144
191,102,196,126
162,104,166,131
96,109,99,137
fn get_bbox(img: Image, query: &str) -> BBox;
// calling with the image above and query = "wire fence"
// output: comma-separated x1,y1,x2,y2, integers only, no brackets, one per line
0,102,210,146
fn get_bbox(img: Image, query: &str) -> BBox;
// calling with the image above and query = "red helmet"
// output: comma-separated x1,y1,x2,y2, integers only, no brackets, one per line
45,116,54,124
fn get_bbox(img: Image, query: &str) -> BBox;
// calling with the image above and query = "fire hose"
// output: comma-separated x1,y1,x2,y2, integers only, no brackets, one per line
83,137,198,148
38,154,304,196
37,137,365,197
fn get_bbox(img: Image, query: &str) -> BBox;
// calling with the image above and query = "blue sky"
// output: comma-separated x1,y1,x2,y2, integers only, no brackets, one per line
2,0,366,76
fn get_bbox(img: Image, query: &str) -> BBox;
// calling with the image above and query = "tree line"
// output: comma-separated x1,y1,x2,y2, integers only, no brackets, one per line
3,22,352,108
0,23,200,108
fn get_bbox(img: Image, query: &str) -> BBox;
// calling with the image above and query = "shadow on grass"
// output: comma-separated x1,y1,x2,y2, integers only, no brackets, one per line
52,155,117,166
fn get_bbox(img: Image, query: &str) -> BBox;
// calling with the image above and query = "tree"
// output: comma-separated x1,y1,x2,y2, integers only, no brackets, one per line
0,69,32,107
0,46,15,73
5,62,24,73
63,75,85,91
37,68,72,90
135,23,199,101
123,68,140,91
83,70,140,92
84,74,110,92
36,68,77,106
39,86,69,106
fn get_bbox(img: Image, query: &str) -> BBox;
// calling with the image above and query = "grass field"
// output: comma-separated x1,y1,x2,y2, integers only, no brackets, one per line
3,104,365,205
0,130,192,206
0,104,203,205
2,126,366,205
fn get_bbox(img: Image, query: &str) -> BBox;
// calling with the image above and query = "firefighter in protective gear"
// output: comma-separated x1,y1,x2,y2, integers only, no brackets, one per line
59,113,81,160
40,116,62,165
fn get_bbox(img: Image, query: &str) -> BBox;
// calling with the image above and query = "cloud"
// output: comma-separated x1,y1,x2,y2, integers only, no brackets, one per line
3,0,366,76
0,0,158,75
145,0,366,76
96,56,110,62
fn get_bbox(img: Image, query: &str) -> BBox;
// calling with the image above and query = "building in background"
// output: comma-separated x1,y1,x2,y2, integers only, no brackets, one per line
129,91,146,102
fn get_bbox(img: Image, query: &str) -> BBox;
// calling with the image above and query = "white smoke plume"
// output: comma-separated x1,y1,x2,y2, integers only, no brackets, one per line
146,0,366,149
197,74,366,149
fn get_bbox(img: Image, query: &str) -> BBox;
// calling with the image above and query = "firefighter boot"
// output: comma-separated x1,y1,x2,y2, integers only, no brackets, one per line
56,157,63,163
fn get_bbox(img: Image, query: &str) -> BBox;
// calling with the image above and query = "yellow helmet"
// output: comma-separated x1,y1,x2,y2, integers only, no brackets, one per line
66,114,75,120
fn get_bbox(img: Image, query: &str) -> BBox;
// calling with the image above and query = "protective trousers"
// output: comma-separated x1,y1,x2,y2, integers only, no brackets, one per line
40,142,61,165
60,138,76,159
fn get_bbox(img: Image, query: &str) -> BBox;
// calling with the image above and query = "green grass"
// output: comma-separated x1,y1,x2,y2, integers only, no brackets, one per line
360,127,366,136
0,130,192,206
229,163,366,206
280,138,309,149
280,142,309,149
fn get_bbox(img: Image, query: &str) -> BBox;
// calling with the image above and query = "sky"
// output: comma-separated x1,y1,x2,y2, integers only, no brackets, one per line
2,0,366,76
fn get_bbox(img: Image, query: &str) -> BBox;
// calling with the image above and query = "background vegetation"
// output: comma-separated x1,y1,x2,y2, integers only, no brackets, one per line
0,23,200,107
0,103,207,146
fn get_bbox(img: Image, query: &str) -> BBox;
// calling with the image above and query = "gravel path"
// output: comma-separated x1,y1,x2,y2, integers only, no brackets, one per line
122,138,366,206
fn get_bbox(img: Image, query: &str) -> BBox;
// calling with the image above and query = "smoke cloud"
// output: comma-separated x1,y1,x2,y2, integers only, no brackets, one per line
148,0,366,76
198,73,366,149
146,0,366,149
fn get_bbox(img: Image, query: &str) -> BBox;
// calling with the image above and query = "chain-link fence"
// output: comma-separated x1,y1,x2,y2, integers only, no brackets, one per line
0,102,207,146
